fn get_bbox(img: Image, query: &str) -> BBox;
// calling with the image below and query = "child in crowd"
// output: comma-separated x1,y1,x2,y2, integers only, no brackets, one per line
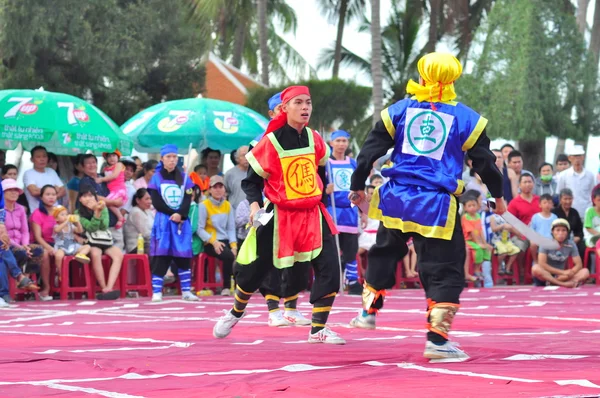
96,151,127,228
52,206,91,281
190,164,210,196
402,238,417,278
584,187,600,249
530,194,557,259
532,218,589,287
490,213,521,275
358,185,378,255
370,174,384,187
462,195,492,285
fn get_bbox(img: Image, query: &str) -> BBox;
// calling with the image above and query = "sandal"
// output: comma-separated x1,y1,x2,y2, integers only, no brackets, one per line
17,277,40,291
97,290,120,300
115,219,124,229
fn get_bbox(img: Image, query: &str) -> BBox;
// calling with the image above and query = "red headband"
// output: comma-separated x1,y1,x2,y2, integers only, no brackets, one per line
265,85,311,134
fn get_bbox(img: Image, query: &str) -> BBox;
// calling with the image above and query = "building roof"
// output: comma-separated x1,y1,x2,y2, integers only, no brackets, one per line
204,53,266,105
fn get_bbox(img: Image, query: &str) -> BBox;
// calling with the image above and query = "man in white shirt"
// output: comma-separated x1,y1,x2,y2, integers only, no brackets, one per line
557,145,595,222
22,146,65,210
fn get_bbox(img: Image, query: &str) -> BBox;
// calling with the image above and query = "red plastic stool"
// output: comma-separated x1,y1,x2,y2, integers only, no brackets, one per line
492,254,520,285
50,256,95,301
120,254,152,298
394,260,420,289
194,253,223,292
90,255,120,294
8,273,40,301
583,247,600,285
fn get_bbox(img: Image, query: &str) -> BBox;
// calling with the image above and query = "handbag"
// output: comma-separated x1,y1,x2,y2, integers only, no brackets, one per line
85,230,114,249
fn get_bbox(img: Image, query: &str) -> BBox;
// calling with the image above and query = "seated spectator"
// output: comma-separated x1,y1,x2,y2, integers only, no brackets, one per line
462,195,492,285
134,160,158,190
23,146,65,212
52,206,91,281
532,219,589,287
530,194,558,262
76,187,123,300
190,164,210,195
2,164,30,214
490,213,520,275
2,179,44,274
132,156,143,175
30,185,59,301
197,175,236,295
358,185,379,254
584,186,600,248
0,249,39,305
66,155,85,213
224,146,249,210
402,238,417,278
507,173,540,253
188,186,204,257
553,188,585,257
235,199,250,249
123,188,155,254
535,163,558,201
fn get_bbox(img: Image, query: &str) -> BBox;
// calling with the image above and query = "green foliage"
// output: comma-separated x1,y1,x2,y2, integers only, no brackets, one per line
246,79,371,134
460,0,598,142
0,0,208,125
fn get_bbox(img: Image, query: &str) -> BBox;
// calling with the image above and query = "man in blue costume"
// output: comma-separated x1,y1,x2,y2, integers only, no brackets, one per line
148,144,198,302
348,52,506,360
326,129,361,295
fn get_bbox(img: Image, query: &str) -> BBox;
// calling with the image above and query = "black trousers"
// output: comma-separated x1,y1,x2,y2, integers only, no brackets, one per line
151,256,191,277
236,212,340,304
339,232,359,266
366,204,465,306
203,240,235,289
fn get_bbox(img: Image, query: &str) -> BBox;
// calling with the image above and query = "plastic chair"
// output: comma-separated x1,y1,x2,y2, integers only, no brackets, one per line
583,247,600,285
492,254,520,285
194,253,223,293
50,256,95,300
120,254,152,298
8,273,40,301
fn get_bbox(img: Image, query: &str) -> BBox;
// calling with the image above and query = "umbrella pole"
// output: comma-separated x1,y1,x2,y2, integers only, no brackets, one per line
327,160,345,296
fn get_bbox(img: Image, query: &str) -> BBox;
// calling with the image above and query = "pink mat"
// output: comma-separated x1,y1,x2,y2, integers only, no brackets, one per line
1,286,600,397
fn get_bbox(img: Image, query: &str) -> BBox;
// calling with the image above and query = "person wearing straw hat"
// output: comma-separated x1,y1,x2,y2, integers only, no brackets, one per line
348,52,505,360
214,85,344,344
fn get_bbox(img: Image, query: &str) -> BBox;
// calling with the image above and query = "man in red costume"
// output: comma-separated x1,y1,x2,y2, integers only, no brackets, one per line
213,86,344,344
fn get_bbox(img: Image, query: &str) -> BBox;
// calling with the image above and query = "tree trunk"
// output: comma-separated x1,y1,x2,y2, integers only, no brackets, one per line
231,23,246,69
455,0,472,61
370,0,383,126
589,0,600,67
257,0,269,86
577,0,591,34
425,0,442,52
333,0,349,78
519,140,545,174
554,138,566,162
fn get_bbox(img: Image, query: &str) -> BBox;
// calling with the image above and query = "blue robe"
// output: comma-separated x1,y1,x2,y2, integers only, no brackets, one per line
327,157,358,234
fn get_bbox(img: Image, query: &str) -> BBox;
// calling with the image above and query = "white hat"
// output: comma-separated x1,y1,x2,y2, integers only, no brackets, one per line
568,145,585,156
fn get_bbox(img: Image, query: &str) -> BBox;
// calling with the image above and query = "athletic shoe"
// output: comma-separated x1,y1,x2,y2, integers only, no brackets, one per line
0,297,9,308
308,327,346,345
349,311,376,330
221,289,231,296
268,310,291,327
182,291,200,301
284,309,311,326
151,292,163,302
213,310,245,338
423,341,469,360
348,282,363,295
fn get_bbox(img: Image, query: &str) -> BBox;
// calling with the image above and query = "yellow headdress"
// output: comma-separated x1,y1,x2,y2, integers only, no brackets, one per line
406,52,463,109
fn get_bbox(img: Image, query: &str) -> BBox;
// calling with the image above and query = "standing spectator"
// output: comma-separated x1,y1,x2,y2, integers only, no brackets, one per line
507,174,540,253
79,154,125,251
507,150,533,178
66,155,85,213
492,149,517,204
123,188,155,254
500,143,515,164
553,188,585,257
535,163,558,200
2,164,30,214
557,145,595,221
2,179,44,273
197,175,236,295
465,171,489,208
554,154,570,178
530,194,558,262
224,146,249,210
76,187,123,300
23,146,65,211
132,156,143,175
118,157,138,217
235,198,250,249
134,160,158,190
30,185,59,301
201,148,223,177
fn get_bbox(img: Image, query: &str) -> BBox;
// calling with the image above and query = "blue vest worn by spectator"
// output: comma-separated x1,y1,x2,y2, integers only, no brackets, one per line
327,156,359,234
374,98,486,240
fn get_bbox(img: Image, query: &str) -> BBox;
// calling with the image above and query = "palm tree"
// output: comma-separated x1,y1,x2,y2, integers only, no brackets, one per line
370,0,383,126
257,0,269,85
318,0,367,78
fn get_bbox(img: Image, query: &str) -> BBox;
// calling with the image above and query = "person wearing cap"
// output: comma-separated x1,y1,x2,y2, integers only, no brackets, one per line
148,144,197,302
557,145,595,222
96,150,128,229
348,52,505,360
249,92,283,148
197,175,237,295
531,218,589,287
214,85,344,344
325,129,361,295
22,145,65,212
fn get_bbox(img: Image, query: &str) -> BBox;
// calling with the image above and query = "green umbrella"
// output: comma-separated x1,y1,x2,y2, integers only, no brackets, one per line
121,98,269,154
0,89,132,155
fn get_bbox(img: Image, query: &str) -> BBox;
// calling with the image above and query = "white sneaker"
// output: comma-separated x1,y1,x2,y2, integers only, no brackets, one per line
221,289,231,296
268,310,291,327
284,309,311,326
423,341,470,361
151,292,163,302
308,327,346,345
213,310,245,338
349,311,376,330
182,291,200,301
0,297,9,308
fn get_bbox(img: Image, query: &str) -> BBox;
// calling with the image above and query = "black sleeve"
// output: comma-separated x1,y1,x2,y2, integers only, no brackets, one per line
573,212,584,239
241,167,265,208
350,120,395,191
179,192,192,220
150,189,176,216
467,129,503,199
318,165,328,205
